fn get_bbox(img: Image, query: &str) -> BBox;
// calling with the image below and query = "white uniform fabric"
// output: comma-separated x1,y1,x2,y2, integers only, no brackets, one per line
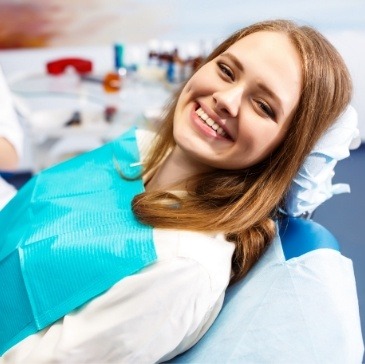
0,65,23,210
2,230,234,364
172,227,364,363
1,129,235,363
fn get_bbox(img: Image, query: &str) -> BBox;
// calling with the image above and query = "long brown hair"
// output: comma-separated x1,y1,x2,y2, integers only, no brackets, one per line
132,19,352,283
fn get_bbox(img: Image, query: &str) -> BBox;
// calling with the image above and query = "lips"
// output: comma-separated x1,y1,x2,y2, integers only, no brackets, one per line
195,107,232,140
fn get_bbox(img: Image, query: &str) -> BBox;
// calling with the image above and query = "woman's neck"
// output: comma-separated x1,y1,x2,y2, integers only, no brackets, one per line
144,146,213,192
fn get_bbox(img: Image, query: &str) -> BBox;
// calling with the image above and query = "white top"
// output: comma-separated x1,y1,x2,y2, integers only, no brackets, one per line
0,65,23,210
2,230,234,363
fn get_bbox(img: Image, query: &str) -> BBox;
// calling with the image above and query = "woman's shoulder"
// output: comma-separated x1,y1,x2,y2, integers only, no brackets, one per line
135,127,157,161
153,229,235,294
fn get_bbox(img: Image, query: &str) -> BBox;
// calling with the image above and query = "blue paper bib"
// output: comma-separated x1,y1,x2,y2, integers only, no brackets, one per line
0,127,157,355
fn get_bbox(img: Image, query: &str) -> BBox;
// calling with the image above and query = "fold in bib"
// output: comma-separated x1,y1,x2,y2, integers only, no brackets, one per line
0,127,156,355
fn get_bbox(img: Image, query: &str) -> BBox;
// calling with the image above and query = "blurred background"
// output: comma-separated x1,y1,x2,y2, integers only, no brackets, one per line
1,0,364,138
1,0,364,45
0,0,364,359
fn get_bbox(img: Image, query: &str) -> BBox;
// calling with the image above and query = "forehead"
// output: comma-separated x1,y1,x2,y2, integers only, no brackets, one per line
223,31,303,82
226,30,298,59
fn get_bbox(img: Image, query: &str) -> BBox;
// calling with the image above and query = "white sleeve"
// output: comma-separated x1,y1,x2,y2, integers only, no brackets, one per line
3,230,234,364
0,65,23,157
4,259,217,363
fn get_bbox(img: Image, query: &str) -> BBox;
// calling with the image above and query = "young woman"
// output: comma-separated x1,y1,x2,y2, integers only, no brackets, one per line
0,19,362,363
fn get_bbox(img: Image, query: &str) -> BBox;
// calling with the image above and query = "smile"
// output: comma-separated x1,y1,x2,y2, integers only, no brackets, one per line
195,107,228,138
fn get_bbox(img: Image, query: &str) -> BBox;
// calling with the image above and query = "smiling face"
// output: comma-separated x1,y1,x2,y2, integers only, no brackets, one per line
173,30,303,171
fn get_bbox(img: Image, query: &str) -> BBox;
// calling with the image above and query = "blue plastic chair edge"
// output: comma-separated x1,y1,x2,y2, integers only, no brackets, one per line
278,217,340,260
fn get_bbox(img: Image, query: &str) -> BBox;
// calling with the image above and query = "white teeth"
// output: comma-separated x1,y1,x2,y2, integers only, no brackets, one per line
195,107,228,137
201,113,208,121
206,118,214,126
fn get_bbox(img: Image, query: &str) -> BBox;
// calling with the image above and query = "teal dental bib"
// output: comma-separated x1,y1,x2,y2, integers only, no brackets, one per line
0,127,156,355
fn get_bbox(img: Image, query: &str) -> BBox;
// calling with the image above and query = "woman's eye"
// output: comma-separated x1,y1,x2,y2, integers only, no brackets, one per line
257,101,275,120
218,63,234,81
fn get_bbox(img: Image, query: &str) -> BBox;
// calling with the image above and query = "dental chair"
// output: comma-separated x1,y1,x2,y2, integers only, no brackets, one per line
168,216,364,363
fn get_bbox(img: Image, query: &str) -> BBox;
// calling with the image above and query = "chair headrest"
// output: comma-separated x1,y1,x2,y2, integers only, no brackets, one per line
283,105,360,217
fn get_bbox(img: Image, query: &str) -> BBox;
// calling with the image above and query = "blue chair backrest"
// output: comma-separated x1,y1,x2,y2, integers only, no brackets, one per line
279,217,339,259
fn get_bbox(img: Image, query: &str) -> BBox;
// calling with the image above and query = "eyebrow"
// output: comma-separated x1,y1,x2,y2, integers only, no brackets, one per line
221,52,284,117
221,52,244,72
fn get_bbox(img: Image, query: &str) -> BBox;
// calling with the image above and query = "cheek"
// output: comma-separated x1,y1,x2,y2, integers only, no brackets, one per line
237,122,261,146
184,81,192,93
175,81,195,111
237,123,283,156
182,79,199,98
184,66,213,95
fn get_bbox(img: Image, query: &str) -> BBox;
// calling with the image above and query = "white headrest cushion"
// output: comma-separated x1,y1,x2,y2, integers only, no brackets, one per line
284,105,360,217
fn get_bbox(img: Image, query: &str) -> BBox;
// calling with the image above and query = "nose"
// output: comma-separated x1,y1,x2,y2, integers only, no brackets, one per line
213,85,243,117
